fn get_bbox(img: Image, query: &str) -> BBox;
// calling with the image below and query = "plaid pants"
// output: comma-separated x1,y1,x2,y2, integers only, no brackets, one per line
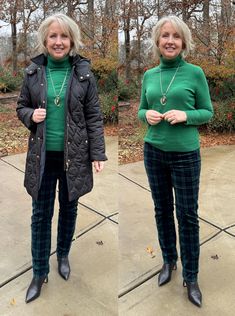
144,142,201,282
31,151,78,278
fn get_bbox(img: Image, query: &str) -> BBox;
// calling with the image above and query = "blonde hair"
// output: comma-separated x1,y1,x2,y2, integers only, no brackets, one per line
151,15,194,60
36,13,82,56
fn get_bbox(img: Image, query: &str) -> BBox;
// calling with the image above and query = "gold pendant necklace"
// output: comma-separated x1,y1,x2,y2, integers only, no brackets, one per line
48,68,69,106
160,64,180,105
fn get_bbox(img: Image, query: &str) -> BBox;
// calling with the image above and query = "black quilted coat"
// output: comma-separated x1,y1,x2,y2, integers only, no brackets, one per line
16,54,107,201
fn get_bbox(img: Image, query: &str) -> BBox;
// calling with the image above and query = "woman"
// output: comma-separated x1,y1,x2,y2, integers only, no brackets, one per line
17,13,107,303
138,15,213,307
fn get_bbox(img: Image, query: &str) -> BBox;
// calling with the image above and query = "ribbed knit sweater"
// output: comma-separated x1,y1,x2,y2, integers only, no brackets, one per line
138,55,213,152
46,55,71,151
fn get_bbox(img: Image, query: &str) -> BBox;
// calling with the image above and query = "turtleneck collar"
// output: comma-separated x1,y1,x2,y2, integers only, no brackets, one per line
159,54,185,69
47,54,71,69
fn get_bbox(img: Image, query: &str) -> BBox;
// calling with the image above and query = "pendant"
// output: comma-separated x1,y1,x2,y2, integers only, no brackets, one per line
54,96,60,106
160,95,167,105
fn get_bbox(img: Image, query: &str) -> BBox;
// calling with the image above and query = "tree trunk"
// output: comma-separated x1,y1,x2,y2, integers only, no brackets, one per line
124,0,133,82
11,1,18,73
87,0,95,45
203,0,210,51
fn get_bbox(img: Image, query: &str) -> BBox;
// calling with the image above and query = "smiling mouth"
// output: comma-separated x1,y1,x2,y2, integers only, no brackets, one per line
53,47,64,51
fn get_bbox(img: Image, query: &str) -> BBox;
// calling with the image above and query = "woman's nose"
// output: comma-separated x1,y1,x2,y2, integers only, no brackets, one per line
55,36,62,44
167,35,174,43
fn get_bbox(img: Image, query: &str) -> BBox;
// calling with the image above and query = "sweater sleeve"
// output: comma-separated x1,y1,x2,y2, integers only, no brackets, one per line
137,73,149,123
185,67,213,126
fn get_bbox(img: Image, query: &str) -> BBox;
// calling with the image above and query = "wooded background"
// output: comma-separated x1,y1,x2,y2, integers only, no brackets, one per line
119,0,234,81
0,0,234,125
0,0,117,74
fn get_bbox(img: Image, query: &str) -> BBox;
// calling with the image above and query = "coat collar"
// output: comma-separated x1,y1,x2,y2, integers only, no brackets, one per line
26,54,90,74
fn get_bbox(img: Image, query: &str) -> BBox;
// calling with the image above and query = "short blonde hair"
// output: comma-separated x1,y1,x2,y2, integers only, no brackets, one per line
151,15,194,60
36,13,82,56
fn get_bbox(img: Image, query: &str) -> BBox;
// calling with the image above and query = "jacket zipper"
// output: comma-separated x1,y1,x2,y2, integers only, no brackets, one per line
64,65,74,172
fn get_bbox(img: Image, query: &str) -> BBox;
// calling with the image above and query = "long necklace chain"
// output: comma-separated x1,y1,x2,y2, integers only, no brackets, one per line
160,64,180,105
48,68,69,106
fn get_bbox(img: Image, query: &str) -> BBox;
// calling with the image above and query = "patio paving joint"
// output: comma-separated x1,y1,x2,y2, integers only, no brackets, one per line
119,266,161,298
0,158,25,173
118,173,150,192
78,201,118,225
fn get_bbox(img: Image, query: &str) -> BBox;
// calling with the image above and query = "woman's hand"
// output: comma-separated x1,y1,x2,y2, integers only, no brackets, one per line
163,110,187,125
93,161,105,173
146,110,163,125
32,108,46,123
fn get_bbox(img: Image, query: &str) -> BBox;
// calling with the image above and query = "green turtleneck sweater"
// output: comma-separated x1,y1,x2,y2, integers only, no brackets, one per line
46,55,71,151
138,55,213,152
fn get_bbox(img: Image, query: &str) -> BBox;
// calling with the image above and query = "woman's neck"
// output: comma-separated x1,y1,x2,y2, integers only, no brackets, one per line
159,55,183,69
47,55,70,69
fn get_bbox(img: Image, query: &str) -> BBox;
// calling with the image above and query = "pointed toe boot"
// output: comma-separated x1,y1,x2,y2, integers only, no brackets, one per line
25,276,48,303
158,263,177,286
58,257,70,280
183,280,202,307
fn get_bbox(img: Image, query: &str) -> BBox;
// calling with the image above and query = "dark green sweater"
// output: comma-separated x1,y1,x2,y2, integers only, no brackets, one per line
138,55,213,152
46,55,71,151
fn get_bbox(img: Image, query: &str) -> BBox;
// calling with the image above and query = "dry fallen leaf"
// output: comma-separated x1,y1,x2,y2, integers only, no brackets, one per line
10,298,16,306
146,246,156,258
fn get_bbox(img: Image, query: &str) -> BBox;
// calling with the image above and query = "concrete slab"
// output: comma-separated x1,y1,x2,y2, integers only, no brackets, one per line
119,233,235,316
119,161,149,190
199,145,235,228
119,146,235,228
1,152,26,172
119,174,220,295
0,159,105,285
0,221,118,316
80,136,118,216
2,136,118,217
119,174,160,293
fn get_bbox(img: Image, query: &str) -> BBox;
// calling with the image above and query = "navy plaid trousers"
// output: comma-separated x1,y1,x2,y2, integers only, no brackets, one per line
31,151,78,278
144,142,201,282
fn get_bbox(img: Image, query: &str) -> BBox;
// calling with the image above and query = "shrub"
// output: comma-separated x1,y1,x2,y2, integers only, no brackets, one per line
99,91,118,124
202,98,235,133
188,58,235,102
0,66,23,92
118,77,139,101
97,69,118,93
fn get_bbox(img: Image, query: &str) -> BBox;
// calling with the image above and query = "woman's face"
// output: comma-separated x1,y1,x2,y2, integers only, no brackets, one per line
158,22,183,59
46,21,71,59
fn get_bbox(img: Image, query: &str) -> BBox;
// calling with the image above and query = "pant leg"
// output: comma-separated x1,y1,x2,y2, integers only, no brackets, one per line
144,142,178,264
57,171,78,258
31,169,57,277
171,150,201,282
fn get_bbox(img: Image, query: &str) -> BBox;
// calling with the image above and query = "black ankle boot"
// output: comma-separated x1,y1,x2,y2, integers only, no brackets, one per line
158,263,177,286
58,257,70,280
25,275,48,303
183,280,202,307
